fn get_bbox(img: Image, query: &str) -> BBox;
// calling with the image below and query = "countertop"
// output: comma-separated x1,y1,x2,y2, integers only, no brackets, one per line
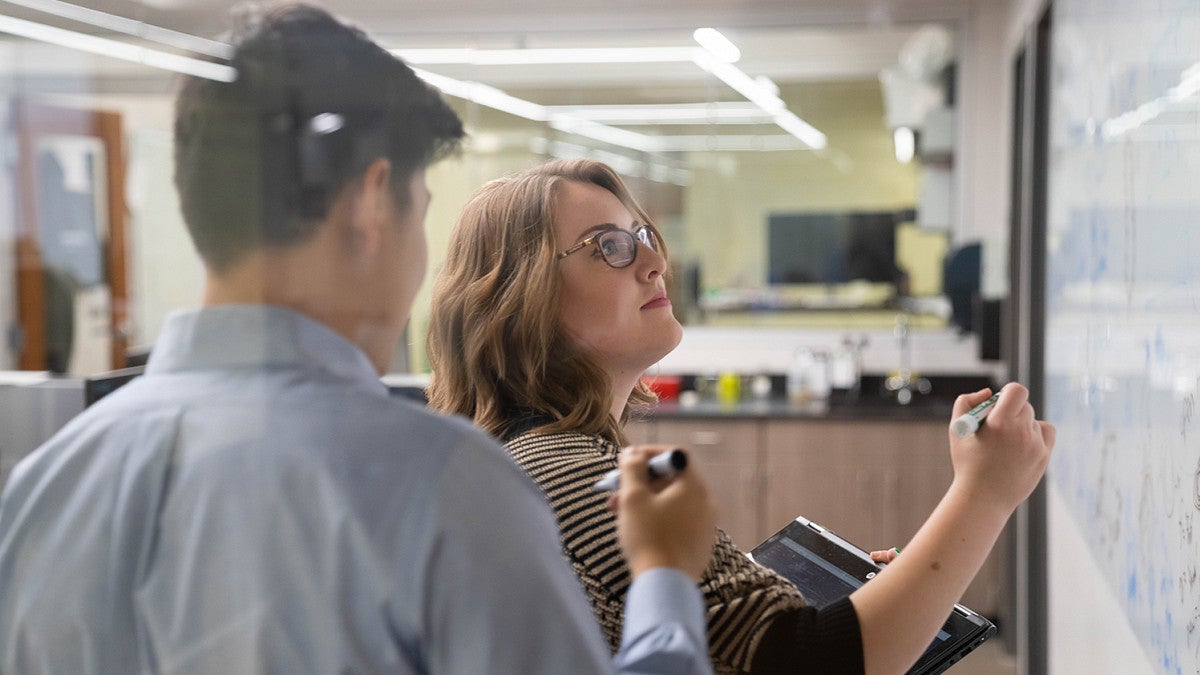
636,395,955,422
633,373,990,422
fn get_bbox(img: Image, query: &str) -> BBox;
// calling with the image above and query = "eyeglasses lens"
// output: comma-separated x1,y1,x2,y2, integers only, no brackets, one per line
636,227,658,251
598,231,636,267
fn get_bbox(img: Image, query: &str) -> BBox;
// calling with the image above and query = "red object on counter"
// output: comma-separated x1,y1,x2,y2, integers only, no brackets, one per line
641,374,682,401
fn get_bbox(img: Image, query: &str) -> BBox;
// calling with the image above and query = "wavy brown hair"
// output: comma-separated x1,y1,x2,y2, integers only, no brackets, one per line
427,159,665,445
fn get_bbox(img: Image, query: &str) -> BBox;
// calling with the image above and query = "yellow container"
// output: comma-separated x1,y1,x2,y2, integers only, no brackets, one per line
716,372,741,404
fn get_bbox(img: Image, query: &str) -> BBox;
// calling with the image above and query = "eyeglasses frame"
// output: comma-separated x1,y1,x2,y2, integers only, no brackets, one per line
555,224,659,269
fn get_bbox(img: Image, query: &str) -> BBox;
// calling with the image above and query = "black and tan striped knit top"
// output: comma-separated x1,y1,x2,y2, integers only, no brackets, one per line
504,427,865,675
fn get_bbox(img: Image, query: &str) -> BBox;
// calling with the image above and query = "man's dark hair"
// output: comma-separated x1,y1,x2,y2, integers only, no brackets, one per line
174,4,464,272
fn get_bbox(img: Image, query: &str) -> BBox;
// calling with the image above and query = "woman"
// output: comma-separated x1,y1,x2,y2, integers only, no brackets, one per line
428,159,1054,675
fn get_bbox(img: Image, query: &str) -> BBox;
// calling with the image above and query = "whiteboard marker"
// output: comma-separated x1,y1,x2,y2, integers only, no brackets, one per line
952,393,1000,437
593,448,688,492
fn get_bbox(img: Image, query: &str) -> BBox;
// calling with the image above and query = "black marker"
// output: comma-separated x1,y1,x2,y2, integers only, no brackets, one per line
593,448,688,492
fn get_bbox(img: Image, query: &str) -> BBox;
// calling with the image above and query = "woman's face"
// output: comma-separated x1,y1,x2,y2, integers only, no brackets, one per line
553,180,683,381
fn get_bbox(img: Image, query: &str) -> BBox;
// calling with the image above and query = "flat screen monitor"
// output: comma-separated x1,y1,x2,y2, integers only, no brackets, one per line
767,211,900,285
84,366,144,407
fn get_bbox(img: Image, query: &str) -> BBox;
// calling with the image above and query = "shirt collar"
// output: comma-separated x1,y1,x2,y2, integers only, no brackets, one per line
146,305,384,392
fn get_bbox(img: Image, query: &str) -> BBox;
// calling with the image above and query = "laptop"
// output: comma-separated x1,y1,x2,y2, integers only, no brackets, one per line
748,515,997,675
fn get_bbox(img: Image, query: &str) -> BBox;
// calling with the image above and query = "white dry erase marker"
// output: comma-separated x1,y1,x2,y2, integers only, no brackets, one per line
951,393,1001,437
593,448,689,492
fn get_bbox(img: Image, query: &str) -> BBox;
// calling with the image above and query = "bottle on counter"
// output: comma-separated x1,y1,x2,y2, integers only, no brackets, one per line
716,371,741,405
787,349,814,403
831,334,867,397
830,341,858,390
750,372,774,400
809,350,831,401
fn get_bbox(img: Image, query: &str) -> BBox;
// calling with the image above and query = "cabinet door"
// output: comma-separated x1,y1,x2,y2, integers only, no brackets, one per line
654,419,762,550
764,420,916,550
763,419,1002,616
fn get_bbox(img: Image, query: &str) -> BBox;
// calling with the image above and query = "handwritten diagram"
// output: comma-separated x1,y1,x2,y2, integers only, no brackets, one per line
1047,1,1200,672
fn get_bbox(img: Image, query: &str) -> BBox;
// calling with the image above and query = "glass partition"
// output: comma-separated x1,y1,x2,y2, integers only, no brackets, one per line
0,11,960,374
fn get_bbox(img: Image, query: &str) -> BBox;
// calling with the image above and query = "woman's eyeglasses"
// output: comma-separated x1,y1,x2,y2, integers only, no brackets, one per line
556,225,660,269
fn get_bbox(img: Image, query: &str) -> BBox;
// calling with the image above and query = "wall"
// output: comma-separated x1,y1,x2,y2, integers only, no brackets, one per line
959,0,1014,297
957,0,1065,299
407,135,544,371
657,325,1001,381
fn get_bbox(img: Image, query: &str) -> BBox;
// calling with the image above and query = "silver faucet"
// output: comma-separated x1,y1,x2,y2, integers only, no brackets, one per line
884,314,930,405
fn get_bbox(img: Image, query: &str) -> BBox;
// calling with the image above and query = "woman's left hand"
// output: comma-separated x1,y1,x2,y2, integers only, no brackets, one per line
869,547,900,564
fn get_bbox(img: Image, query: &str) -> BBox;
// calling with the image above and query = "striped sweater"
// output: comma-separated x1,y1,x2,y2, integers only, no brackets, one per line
505,429,864,675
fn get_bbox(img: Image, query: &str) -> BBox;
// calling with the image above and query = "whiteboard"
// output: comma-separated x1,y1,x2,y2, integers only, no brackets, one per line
1046,1,1200,672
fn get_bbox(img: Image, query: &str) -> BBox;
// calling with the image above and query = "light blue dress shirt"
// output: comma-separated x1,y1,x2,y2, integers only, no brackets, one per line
0,305,712,674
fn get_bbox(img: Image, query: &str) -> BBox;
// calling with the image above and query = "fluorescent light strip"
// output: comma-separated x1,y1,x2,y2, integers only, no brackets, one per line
0,14,236,81
542,139,692,186
395,47,696,65
1101,60,1200,141
548,116,661,153
395,43,827,149
690,51,824,149
415,66,821,155
692,28,740,63
893,126,915,163
414,67,663,152
771,110,827,149
653,134,810,152
543,102,772,125
1168,62,1200,102
1,0,233,58
414,68,549,121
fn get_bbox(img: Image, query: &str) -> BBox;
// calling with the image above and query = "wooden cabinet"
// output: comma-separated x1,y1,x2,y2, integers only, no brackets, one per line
763,419,1005,615
629,414,1006,617
762,420,950,554
626,417,762,549
654,419,763,551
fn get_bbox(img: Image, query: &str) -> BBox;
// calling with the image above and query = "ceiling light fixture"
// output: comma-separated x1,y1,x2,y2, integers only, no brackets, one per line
893,126,915,163
395,47,696,65
542,102,772,125
0,13,236,81
1,0,233,58
414,67,663,153
1101,61,1200,141
400,43,827,150
690,51,827,149
692,27,741,63
416,68,804,155
653,134,810,152
414,68,549,121
548,116,661,153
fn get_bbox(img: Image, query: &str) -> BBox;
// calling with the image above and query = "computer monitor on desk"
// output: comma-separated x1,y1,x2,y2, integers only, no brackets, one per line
84,366,145,407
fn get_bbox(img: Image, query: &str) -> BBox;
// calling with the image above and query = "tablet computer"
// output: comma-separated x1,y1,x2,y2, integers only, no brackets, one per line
748,516,997,675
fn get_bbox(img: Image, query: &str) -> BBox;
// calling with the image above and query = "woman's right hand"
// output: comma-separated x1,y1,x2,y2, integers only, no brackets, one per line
851,382,1054,675
947,382,1055,514
611,444,718,582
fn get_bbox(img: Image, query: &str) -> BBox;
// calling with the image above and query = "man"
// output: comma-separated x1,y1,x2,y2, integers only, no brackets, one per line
0,6,716,673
